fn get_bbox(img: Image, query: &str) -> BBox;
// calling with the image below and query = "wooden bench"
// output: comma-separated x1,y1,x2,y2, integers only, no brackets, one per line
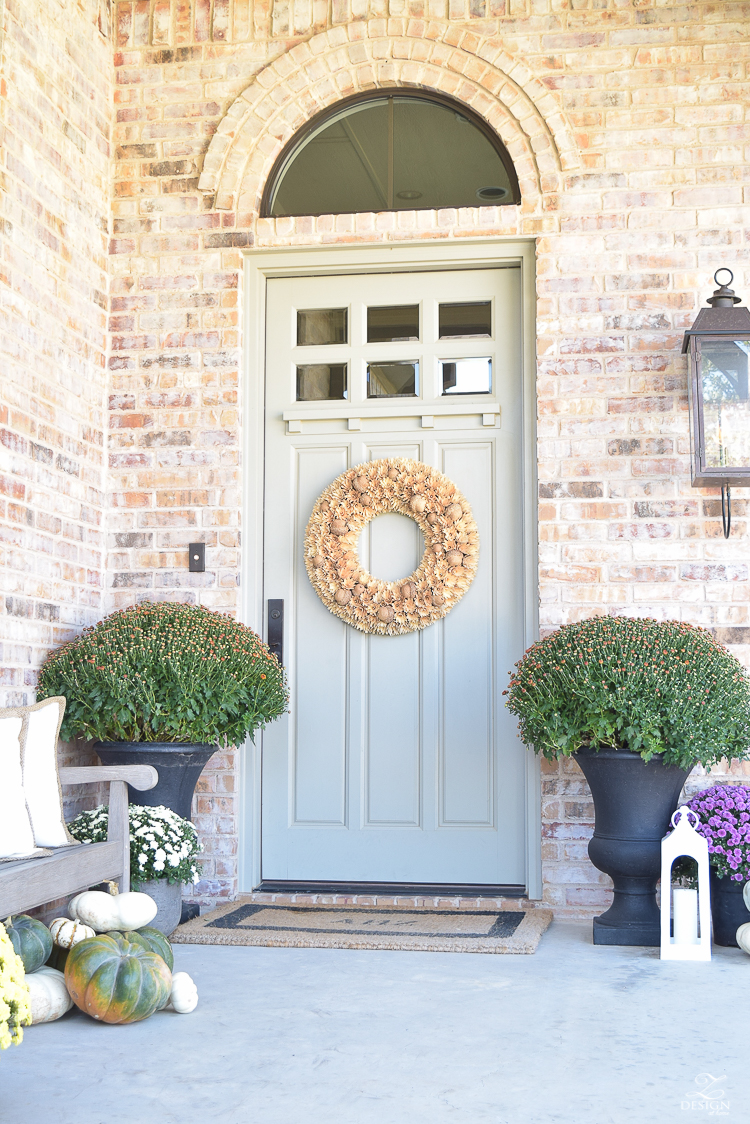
0,765,158,917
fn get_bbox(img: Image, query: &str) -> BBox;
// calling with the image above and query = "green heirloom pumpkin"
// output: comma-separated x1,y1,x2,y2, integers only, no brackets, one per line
46,944,69,973
65,932,172,1024
116,927,174,972
5,915,53,974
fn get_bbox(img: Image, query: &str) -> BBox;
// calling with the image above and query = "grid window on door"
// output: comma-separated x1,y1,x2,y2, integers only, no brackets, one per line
367,361,418,398
297,308,348,346
367,305,419,343
297,363,348,400
439,301,491,340
441,357,492,395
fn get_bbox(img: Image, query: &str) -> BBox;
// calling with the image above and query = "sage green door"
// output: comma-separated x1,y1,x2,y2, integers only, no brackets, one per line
261,266,527,885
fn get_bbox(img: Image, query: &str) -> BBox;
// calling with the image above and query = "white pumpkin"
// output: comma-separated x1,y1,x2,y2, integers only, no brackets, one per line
69,888,157,932
737,921,750,955
26,967,73,1024
49,918,96,949
743,882,750,912
168,972,198,1014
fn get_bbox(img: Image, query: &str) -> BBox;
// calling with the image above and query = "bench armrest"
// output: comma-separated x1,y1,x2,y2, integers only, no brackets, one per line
59,765,158,791
60,764,159,891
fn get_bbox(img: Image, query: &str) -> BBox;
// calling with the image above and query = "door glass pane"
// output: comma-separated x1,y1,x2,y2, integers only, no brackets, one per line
439,301,491,339
367,362,418,398
367,305,419,343
297,364,348,401
297,308,348,346
441,357,492,396
700,340,750,468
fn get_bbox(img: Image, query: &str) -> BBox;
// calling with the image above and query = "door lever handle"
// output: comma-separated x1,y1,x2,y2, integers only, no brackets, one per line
267,599,283,667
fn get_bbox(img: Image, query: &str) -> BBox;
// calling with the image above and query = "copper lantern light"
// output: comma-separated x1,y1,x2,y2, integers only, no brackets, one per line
682,269,750,537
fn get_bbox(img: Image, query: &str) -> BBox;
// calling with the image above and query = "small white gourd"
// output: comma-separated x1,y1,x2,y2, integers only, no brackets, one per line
168,972,198,1014
25,967,73,1024
69,883,157,932
736,921,750,955
49,918,96,949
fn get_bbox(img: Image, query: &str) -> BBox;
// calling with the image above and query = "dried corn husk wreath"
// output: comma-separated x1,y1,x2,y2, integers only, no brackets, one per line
304,458,479,636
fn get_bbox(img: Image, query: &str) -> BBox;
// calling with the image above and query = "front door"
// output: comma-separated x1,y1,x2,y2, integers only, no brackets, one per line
261,265,527,886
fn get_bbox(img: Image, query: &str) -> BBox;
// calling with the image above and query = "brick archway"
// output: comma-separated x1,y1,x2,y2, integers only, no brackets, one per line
197,21,579,217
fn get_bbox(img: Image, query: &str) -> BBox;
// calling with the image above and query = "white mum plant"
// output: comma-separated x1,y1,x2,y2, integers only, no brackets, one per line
68,804,203,886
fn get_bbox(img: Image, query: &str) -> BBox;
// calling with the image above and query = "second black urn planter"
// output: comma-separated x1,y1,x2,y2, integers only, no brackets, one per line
95,741,217,821
575,746,693,947
709,871,750,947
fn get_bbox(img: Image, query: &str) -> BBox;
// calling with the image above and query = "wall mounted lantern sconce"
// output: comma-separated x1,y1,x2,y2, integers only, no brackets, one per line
682,269,750,537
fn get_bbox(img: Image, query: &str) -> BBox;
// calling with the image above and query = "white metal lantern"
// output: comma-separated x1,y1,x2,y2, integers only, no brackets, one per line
660,806,712,961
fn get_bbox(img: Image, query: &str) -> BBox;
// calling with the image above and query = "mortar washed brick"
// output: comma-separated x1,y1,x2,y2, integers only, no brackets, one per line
2,0,750,916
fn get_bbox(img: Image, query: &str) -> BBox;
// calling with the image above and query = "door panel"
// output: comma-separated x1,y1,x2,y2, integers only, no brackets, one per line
262,268,527,885
366,629,421,826
293,447,349,827
439,441,494,828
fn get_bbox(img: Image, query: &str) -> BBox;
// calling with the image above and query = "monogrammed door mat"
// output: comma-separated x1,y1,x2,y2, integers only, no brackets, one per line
172,902,552,953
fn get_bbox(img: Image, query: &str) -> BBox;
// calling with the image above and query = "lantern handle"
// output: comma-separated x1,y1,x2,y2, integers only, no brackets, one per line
721,485,731,539
671,805,699,829
707,269,741,307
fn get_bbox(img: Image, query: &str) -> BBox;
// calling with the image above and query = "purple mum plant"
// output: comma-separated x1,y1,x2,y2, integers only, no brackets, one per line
683,784,750,882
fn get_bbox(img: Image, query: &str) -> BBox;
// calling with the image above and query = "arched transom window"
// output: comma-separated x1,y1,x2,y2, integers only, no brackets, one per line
262,91,521,218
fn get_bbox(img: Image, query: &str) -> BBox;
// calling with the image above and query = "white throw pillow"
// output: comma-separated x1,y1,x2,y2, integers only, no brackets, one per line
21,697,75,848
0,713,42,860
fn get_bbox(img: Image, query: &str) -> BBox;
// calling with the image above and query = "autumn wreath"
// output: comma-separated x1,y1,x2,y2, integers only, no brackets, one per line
304,458,479,636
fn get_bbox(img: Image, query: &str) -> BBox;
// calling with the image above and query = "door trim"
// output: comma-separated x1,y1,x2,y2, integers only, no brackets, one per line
239,239,541,897
257,880,526,897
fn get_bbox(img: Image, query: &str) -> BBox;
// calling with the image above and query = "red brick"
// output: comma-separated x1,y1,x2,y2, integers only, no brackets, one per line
3,0,750,918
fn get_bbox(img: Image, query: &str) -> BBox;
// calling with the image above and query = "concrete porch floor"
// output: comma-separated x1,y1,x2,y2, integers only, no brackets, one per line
2,920,748,1124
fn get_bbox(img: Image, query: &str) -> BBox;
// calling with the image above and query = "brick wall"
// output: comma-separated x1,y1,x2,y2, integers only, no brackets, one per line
3,0,750,914
105,2,750,910
0,0,113,705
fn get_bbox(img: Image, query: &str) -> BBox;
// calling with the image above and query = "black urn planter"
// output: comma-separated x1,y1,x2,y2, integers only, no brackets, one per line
710,871,750,947
575,746,692,947
95,742,217,821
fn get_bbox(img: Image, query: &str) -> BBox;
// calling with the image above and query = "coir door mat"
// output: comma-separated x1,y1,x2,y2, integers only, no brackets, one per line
172,902,552,954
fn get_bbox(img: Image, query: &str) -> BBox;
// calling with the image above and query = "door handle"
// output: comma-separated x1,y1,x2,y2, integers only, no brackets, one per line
267,599,284,667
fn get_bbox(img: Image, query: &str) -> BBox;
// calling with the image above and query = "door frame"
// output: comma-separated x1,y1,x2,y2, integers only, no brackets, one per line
238,239,541,896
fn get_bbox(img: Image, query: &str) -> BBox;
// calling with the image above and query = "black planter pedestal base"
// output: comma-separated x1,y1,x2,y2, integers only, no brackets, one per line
593,919,660,946
592,873,663,946
575,746,692,948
